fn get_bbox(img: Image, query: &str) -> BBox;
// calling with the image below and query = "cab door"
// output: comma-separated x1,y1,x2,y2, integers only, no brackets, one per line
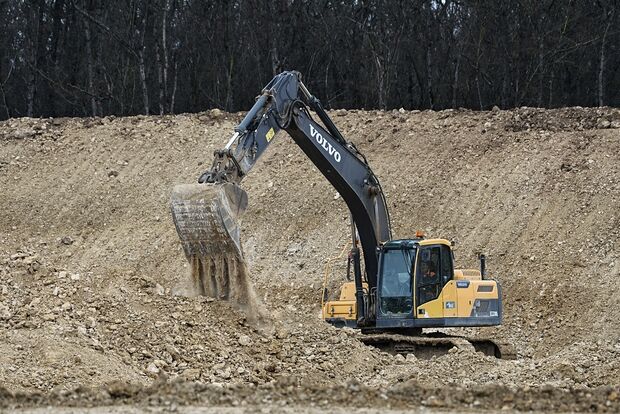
415,244,455,318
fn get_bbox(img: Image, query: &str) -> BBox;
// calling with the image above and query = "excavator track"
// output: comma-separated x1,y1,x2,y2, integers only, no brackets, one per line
359,332,516,360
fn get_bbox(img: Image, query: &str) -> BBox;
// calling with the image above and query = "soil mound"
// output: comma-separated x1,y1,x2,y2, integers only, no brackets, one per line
0,107,619,411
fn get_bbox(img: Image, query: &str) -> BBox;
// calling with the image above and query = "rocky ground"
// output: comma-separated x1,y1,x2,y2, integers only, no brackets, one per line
0,107,619,412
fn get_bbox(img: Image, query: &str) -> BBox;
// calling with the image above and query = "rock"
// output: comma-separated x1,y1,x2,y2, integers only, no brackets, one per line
42,313,57,321
23,255,38,265
10,129,35,140
60,236,74,245
58,271,68,279
165,344,181,359
146,363,160,376
153,359,167,368
238,335,252,346
275,328,289,339
218,367,232,379
492,105,500,112
0,305,12,320
10,252,28,260
286,243,302,256
107,170,119,178
61,302,72,311
155,283,165,295
398,107,406,113
424,396,446,407
597,119,611,129
180,368,201,381
70,273,81,281
210,108,223,118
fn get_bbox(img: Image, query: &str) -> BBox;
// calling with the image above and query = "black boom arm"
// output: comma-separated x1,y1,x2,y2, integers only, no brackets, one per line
199,71,391,324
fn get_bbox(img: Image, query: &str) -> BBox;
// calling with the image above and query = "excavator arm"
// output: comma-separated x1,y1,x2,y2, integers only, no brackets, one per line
171,71,391,324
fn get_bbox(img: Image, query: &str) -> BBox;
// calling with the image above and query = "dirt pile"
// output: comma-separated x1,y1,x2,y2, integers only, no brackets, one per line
1,107,619,412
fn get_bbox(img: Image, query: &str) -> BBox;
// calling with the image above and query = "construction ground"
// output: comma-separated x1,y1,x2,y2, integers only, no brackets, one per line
0,107,619,412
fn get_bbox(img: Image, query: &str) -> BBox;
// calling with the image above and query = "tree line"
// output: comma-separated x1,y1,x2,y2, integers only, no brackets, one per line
0,0,619,120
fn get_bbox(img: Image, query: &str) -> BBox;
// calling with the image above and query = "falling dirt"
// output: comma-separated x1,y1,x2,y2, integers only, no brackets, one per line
189,253,267,326
170,182,266,323
1,107,619,412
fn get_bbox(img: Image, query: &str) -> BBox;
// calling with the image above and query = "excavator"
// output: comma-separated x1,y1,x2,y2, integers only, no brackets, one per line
171,71,511,359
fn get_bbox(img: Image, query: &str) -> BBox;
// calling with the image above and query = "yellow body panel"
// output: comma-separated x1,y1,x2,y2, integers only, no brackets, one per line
323,300,356,320
417,238,452,247
322,281,366,321
417,279,499,318
419,296,444,318
440,281,458,317
454,269,482,280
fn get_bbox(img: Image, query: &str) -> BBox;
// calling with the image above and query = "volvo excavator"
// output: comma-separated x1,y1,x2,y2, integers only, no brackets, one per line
171,71,512,359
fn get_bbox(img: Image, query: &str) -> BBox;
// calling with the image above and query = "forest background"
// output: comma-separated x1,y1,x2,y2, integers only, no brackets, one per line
1,0,619,120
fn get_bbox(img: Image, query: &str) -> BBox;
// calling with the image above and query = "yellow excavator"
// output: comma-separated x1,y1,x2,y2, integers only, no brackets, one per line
170,71,509,358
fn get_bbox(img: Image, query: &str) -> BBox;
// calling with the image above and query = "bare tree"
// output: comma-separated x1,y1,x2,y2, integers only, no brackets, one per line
598,4,615,107
83,0,97,116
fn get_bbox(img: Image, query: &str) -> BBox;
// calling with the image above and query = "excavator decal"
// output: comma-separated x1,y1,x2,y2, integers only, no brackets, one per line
310,124,342,162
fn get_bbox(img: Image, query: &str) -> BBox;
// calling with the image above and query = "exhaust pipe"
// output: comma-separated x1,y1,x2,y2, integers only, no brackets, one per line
478,253,486,279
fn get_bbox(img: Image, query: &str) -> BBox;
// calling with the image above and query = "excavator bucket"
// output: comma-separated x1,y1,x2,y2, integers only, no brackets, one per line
170,182,248,258
170,183,259,305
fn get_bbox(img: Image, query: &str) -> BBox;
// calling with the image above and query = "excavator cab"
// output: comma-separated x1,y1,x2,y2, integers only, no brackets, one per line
324,237,502,331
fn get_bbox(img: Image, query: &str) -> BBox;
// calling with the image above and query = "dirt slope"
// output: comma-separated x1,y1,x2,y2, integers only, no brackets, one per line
0,107,619,412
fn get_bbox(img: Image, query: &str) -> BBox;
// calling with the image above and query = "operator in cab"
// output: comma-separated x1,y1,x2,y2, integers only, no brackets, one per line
419,261,439,304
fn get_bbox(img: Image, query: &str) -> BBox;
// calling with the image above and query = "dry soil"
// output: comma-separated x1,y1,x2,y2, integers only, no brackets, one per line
0,107,619,412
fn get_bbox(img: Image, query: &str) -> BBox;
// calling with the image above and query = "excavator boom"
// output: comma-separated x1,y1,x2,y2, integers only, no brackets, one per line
170,71,390,324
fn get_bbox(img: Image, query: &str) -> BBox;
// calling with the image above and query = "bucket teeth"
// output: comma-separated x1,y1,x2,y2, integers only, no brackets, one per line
170,183,248,258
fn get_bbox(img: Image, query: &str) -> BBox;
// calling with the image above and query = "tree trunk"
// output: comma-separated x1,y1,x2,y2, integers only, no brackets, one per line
26,2,44,117
162,0,170,106
501,64,508,109
0,63,12,118
139,48,149,115
452,52,461,109
84,16,97,116
537,35,544,107
170,59,178,113
548,72,554,107
156,43,164,115
598,9,613,107
138,3,150,115
375,55,385,109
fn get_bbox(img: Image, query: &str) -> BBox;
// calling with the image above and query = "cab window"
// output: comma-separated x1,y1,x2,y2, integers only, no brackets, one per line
379,248,414,316
439,244,454,285
417,245,453,306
